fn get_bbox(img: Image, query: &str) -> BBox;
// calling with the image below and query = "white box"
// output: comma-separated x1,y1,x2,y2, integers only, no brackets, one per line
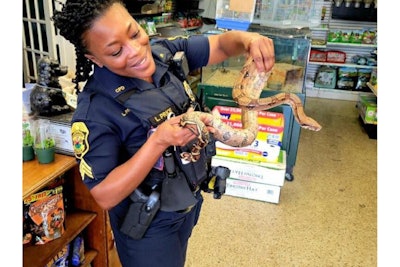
225,178,281,204
211,150,286,186
22,84,35,114
39,113,74,156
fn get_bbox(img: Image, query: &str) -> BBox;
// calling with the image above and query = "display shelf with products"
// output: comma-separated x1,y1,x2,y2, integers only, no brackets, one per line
357,94,377,125
174,0,204,30
306,1,377,101
23,154,119,267
356,93,377,139
308,60,377,70
23,211,97,267
367,82,377,96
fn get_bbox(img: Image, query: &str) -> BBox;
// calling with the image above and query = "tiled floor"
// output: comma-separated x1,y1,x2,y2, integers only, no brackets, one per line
185,97,377,267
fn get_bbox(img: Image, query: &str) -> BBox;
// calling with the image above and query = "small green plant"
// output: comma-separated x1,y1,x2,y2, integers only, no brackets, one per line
22,123,34,147
35,137,55,149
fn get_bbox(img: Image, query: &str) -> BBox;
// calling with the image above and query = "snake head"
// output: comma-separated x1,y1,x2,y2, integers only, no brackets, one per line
180,113,210,144
301,121,322,132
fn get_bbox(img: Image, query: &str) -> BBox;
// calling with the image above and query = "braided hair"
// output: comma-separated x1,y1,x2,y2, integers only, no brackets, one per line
52,0,123,91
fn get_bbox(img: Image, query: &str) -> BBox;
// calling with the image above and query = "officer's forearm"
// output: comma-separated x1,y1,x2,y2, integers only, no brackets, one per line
208,30,274,72
208,31,255,64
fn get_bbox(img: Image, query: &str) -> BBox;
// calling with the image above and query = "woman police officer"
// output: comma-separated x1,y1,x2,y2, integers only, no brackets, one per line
52,1,274,266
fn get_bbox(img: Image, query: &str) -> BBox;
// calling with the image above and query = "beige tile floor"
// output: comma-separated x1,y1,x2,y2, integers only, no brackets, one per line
185,97,377,267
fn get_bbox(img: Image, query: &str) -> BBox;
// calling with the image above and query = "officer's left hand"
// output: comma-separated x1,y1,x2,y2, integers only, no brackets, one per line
245,33,275,73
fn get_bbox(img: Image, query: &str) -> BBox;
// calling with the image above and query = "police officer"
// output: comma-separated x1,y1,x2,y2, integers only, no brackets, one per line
52,1,275,266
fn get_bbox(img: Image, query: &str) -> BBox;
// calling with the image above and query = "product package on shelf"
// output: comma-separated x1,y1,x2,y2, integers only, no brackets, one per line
211,150,287,204
327,28,377,44
71,235,86,266
23,184,65,245
337,67,358,90
357,94,377,124
314,66,337,89
309,50,327,63
213,106,284,163
326,50,346,63
44,243,70,267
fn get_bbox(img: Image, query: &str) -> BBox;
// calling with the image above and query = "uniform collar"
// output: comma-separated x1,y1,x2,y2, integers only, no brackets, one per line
91,57,170,101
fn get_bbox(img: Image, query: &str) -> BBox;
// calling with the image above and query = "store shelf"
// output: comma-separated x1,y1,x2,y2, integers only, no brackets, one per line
306,86,374,101
367,82,377,96
23,211,97,267
310,26,330,31
358,109,377,125
358,116,377,139
305,0,377,101
311,43,377,50
308,61,377,70
23,154,77,199
176,8,204,14
22,152,116,267
155,22,175,28
182,25,203,31
81,249,99,267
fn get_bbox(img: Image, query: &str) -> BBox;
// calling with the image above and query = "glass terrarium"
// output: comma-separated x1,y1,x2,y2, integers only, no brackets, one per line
201,25,311,94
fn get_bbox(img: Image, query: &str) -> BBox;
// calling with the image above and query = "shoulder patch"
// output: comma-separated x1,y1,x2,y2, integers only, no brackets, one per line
71,122,89,159
79,158,94,180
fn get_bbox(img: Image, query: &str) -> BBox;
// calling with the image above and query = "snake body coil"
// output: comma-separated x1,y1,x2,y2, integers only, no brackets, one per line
180,57,322,162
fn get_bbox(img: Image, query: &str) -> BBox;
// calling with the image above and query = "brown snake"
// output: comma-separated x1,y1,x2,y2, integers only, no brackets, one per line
180,56,322,162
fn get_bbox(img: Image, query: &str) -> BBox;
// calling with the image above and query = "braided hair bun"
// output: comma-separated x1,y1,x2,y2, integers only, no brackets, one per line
52,0,123,87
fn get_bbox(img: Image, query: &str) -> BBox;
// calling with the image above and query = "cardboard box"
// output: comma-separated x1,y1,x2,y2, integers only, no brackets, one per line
213,106,284,162
225,178,281,204
357,94,377,124
267,63,304,90
211,150,286,186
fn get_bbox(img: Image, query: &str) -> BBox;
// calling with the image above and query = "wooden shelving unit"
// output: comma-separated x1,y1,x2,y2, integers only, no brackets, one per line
306,1,377,101
23,153,76,199
23,211,97,267
23,153,119,266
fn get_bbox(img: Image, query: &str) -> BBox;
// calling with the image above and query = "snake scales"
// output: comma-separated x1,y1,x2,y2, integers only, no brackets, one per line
180,56,322,162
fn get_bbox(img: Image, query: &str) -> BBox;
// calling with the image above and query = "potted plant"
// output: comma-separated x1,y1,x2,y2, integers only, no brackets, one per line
22,122,35,161
34,120,56,164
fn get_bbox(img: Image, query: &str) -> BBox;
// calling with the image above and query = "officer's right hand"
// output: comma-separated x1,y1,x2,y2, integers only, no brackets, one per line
152,114,198,149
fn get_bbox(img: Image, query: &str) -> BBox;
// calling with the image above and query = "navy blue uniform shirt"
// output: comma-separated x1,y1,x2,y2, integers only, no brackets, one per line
71,35,209,192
